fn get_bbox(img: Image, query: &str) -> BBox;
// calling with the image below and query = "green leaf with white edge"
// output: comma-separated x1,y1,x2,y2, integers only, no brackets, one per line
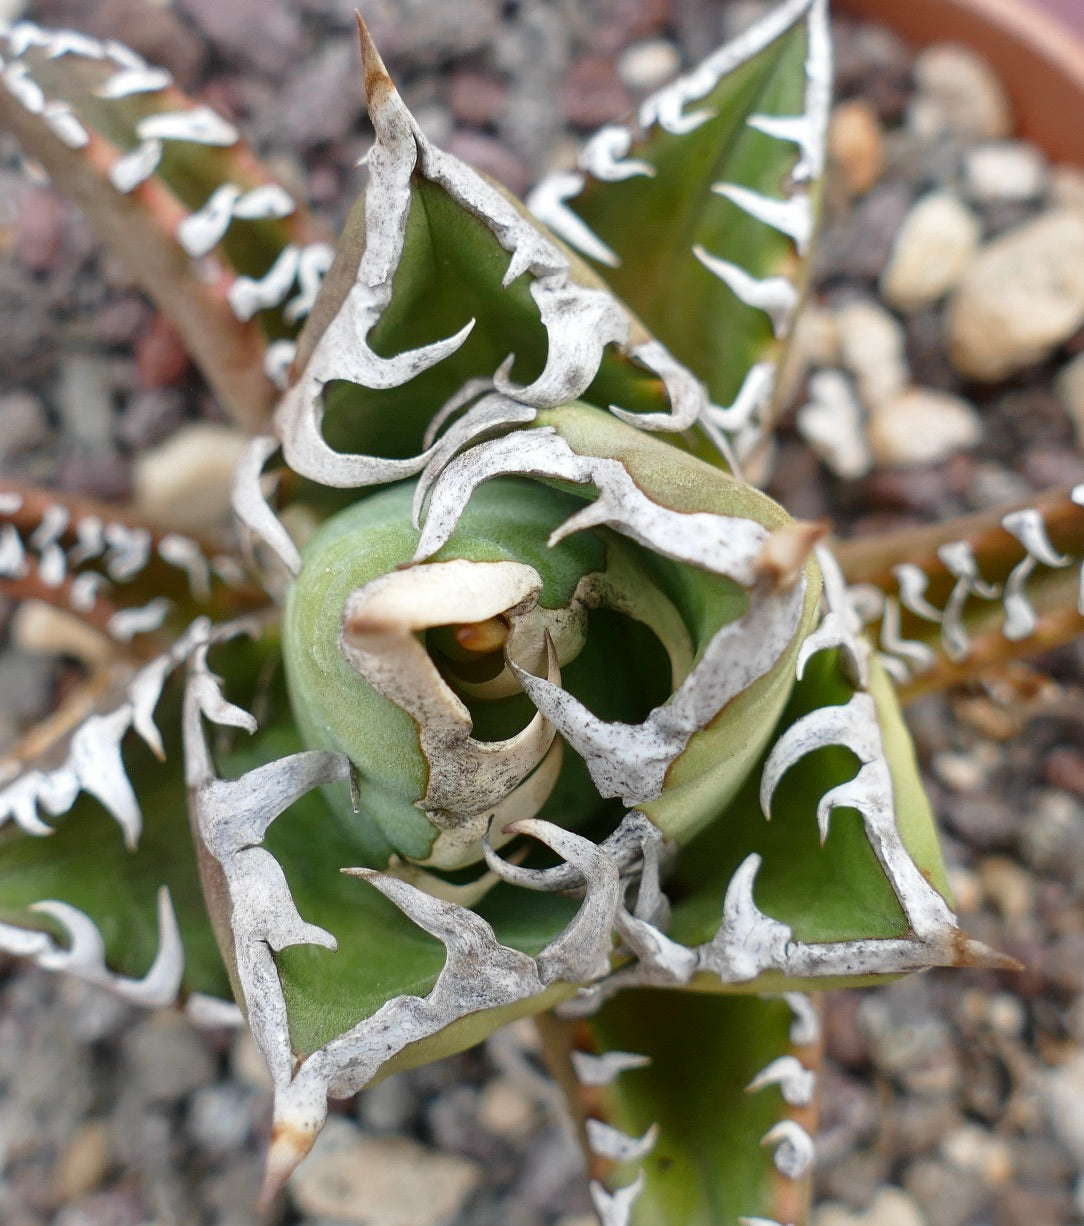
282,403,821,864
663,651,961,992
529,0,829,440
279,21,721,493
282,477,608,866
540,403,823,844
0,678,228,1002
0,24,332,428
223,720,583,1061
587,992,810,1226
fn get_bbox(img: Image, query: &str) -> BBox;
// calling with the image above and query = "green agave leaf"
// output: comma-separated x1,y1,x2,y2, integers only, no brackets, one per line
833,488,1084,699
665,651,957,990
528,0,829,451
185,631,623,1192
279,20,723,494
0,21,332,427
224,721,581,1061
540,403,823,844
281,404,820,864
0,660,229,1003
585,992,813,1226
0,479,270,654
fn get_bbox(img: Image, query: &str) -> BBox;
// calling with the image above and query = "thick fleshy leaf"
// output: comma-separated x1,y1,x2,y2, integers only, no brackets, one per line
0,21,332,426
662,651,960,989
278,20,721,494
528,0,830,455
833,484,1084,699
0,665,228,1003
585,992,815,1226
224,722,584,1060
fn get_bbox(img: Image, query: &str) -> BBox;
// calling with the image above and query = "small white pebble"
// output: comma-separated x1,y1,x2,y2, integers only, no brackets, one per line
616,39,680,92
880,191,981,312
132,423,248,533
947,208,1084,381
478,1077,537,1140
963,140,1048,204
866,387,982,468
931,749,988,793
945,866,982,915
985,991,1027,1038
289,1135,482,1226
796,369,872,479
815,1186,928,1226
977,855,1035,922
941,1124,1014,1186
835,299,909,410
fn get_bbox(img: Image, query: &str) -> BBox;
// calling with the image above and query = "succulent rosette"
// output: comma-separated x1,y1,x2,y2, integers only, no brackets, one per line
0,5,1016,1224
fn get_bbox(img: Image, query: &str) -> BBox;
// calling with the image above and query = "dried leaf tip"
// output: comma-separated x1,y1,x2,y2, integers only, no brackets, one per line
354,11,394,108
950,932,1024,973
260,1116,322,1207
755,520,827,591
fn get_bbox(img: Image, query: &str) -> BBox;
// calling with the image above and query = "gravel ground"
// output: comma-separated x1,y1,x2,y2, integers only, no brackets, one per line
2,1,1084,1224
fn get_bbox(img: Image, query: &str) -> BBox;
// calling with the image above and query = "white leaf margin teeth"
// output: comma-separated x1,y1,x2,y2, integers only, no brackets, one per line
275,24,705,488
761,1120,815,1180
856,494,1084,673
0,617,216,846
182,626,637,1197
528,0,829,464
590,1173,646,1226
746,1054,815,1106
0,886,183,1008
570,1049,652,1085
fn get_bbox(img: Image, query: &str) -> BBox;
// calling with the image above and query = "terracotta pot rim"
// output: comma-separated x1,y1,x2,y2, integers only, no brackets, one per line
834,0,1084,164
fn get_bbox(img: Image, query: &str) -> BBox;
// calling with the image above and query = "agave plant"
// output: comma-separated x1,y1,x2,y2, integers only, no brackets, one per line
0,4,1080,1223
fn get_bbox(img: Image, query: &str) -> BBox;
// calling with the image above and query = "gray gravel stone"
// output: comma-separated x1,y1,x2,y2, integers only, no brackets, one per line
0,391,48,461
911,43,1013,141
175,0,303,75
356,1072,417,1134
186,1084,254,1156
122,1013,217,1104
289,1134,483,1225
0,649,55,723
253,42,361,149
52,1186,145,1226
0,261,55,382
902,1158,988,1226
